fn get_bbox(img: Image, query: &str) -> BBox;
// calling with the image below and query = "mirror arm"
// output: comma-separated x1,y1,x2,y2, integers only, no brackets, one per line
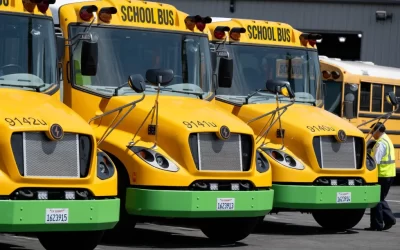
88,93,146,146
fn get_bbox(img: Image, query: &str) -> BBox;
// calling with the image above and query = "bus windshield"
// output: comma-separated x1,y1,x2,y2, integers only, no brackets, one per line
0,15,57,92
70,26,213,99
216,44,323,105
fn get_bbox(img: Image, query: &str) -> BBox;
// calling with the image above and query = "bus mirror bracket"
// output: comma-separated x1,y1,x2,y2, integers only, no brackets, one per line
247,80,296,150
56,36,65,64
88,74,147,147
357,91,400,143
127,69,175,150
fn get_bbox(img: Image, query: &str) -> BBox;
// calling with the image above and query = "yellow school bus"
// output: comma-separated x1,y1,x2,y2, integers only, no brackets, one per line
0,1,120,249
52,0,274,243
208,17,384,230
320,56,400,174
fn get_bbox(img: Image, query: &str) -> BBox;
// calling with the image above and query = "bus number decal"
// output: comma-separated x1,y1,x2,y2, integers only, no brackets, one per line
4,117,47,126
306,125,335,132
183,121,217,128
0,0,9,7
120,6,174,26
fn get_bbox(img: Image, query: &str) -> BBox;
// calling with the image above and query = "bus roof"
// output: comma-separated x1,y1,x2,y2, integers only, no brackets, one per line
319,56,400,80
209,17,317,49
52,0,210,34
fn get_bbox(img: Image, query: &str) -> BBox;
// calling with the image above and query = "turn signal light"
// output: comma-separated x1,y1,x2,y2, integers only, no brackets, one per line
79,5,98,21
98,7,117,23
214,26,230,39
229,27,246,40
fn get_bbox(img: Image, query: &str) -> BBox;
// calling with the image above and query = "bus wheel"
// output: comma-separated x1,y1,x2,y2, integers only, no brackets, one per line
312,208,366,231
198,217,260,243
37,230,104,250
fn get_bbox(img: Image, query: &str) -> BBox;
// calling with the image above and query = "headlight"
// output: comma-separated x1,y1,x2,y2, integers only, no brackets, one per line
97,150,116,180
262,148,304,170
129,146,179,172
256,150,270,173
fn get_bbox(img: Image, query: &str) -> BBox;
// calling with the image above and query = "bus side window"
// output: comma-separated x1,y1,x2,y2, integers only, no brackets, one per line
359,82,371,111
384,85,395,112
371,83,382,112
396,86,400,113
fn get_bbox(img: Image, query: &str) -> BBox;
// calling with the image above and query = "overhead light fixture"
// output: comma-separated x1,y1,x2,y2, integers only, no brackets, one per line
339,36,346,43
317,38,322,43
358,33,362,38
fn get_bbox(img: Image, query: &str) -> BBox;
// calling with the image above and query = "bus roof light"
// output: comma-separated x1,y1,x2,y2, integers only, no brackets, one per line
300,33,322,47
98,7,117,23
37,0,55,14
80,5,98,21
229,27,246,40
331,71,340,79
322,70,331,79
184,15,211,32
214,26,230,40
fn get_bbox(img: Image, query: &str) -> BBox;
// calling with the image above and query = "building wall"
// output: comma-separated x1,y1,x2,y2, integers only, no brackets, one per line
162,0,400,68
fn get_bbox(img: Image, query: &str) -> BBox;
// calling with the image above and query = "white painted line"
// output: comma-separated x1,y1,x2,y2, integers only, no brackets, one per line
12,236,36,241
387,200,400,203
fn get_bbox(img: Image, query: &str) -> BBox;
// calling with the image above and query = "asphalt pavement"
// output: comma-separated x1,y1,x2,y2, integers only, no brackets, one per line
2,181,400,250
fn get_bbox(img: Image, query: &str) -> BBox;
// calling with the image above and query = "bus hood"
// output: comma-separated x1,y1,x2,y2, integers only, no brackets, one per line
97,95,256,171
235,103,365,170
0,89,94,134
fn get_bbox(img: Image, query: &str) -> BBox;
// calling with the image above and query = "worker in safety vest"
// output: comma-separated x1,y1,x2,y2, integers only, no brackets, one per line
365,122,397,231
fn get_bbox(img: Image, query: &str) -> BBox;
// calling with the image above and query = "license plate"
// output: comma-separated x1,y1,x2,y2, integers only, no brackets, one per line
216,198,235,211
336,192,351,203
45,208,69,224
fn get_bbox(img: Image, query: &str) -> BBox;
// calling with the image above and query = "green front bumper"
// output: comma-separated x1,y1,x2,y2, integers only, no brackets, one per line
125,188,274,218
273,184,380,209
0,198,120,232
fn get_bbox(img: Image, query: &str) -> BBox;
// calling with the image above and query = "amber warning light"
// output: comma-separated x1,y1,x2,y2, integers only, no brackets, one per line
299,33,322,48
185,15,212,32
23,0,56,14
229,27,246,41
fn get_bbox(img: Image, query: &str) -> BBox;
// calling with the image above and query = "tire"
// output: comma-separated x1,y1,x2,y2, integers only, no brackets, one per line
312,208,366,231
198,217,260,243
37,230,104,250
102,155,137,243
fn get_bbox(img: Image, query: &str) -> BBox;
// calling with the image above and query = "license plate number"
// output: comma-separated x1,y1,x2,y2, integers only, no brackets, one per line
216,198,235,211
45,208,69,224
336,192,351,203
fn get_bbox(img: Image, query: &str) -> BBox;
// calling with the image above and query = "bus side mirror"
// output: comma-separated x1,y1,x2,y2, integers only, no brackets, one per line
210,50,217,72
266,79,295,99
386,91,399,106
81,40,98,76
128,74,146,93
218,57,233,88
344,93,355,119
146,69,174,86
56,36,65,64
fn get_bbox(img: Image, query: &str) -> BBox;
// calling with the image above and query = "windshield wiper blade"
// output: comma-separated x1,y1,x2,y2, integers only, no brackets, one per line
158,87,203,99
0,83,45,92
245,89,271,104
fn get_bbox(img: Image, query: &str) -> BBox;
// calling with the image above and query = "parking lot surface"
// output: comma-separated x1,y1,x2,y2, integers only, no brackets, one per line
2,184,400,250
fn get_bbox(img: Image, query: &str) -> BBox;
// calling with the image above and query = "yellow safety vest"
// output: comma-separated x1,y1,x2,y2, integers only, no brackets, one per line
371,133,396,177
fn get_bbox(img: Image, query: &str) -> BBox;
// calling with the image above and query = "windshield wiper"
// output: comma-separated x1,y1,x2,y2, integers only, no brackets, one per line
158,87,203,99
245,89,272,104
0,83,45,92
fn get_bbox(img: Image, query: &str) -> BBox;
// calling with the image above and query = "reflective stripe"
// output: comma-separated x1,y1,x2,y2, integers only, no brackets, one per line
380,138,394,163
376,133,396,177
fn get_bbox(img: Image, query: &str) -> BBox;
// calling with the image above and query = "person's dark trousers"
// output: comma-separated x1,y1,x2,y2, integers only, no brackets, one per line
370,177,396,229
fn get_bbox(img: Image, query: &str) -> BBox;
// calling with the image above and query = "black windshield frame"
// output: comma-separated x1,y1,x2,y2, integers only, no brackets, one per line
68,24,214,100
0,13,58,94
215,43,323,106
